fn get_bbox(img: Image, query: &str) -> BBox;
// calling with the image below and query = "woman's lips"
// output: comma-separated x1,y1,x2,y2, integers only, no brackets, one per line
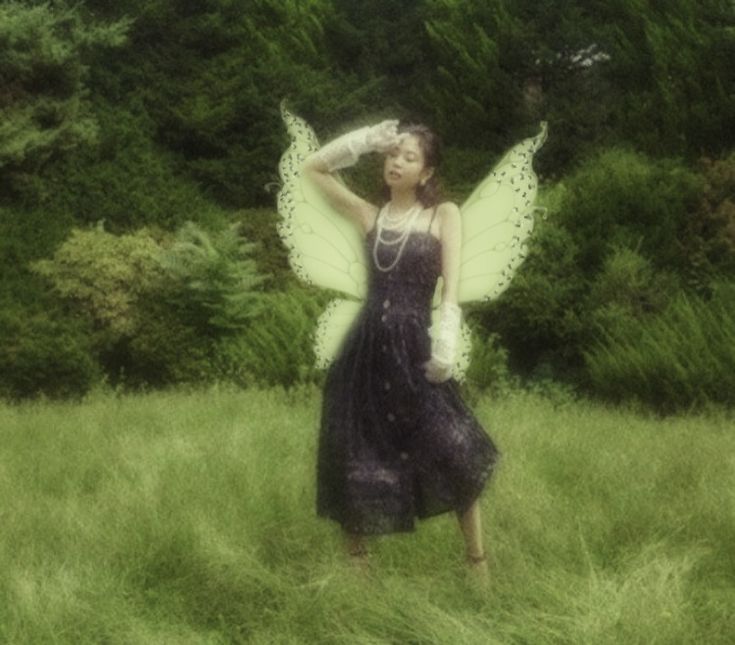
388,170,402,180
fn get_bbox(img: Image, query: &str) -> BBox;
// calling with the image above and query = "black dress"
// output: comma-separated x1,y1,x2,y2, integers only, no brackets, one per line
316,210,500,536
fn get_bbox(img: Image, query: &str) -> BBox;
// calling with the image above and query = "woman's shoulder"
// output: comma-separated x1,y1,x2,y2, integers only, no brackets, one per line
430,201,461,245
434,199,458,209
435,201,461,228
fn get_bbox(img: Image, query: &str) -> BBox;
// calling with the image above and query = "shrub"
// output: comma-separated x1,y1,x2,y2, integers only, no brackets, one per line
679,153,735,294
0,304,100,400
557,148,702,274
31,225,165,342
213,285,329,389
235,208,308,292
478,219,588,378
463,324,515,396
480,149,705,384
584,281,735,411
31,221,270,389
156,221,267,335
584,245,680,335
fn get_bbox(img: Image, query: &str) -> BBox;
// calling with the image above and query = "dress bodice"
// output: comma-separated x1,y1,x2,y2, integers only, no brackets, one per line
364,226,442,323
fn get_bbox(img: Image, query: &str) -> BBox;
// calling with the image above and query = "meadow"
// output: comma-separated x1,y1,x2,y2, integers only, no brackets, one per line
0,384,733,644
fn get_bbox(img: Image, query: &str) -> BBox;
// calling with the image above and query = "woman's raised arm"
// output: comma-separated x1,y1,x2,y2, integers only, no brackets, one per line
302,121,400,235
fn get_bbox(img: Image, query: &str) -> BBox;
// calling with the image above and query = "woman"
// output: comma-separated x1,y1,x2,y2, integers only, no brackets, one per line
302,119,499,582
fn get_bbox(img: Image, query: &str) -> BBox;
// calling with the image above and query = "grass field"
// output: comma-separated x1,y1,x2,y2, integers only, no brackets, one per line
0,384,733,644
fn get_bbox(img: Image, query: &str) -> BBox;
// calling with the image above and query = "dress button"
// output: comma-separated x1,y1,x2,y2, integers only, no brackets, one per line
383,298,391,308
381,344,387,352
384,381,391,390
381,314,387,322
400,451,408,461
387,412,396,422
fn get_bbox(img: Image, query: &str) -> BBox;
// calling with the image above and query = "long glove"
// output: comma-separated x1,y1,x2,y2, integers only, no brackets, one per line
314,119,400,172
423,302,462,383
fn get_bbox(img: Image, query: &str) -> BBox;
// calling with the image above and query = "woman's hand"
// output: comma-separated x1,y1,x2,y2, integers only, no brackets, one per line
423,301,462,384
366,120,401,153
422,357,452,384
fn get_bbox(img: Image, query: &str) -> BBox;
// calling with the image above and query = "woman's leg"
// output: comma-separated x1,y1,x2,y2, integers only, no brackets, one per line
456,499,484,557
343,531,368,555
456,499,488,583
343,531,370,572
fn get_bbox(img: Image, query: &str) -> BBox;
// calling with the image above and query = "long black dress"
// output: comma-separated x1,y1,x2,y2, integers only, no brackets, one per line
317,210,500,536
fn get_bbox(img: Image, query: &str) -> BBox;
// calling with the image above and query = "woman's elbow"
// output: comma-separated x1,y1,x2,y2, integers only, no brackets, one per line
302,152,327,176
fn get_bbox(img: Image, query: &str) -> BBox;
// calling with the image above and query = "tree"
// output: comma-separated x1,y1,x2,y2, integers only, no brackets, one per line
0,1,129,192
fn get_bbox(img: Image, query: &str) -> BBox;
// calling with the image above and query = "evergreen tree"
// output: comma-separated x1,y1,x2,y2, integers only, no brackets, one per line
0,1,129,194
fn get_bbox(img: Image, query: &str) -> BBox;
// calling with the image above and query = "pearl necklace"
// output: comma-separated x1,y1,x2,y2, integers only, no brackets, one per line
372,201,423,272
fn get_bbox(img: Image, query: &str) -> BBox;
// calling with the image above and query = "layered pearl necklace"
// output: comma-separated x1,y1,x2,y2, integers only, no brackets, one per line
372,200,423,272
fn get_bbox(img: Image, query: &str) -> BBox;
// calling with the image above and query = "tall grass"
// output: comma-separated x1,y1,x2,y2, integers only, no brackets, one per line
585,281,735,411
0,385,733,643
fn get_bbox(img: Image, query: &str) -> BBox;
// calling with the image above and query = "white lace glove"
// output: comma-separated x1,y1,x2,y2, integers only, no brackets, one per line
315,119,400,172
423,302,462,383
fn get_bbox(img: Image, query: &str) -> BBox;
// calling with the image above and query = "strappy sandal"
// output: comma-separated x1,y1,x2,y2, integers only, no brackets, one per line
465,552,489,587
348,546,369,558
466,552,487,565
347,546,370,574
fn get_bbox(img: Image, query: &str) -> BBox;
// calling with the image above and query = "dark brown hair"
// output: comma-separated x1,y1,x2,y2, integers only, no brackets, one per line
381,122,443,208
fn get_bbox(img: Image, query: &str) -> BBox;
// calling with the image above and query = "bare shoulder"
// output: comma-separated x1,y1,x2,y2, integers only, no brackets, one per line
437,201,461,217
437,201,461,237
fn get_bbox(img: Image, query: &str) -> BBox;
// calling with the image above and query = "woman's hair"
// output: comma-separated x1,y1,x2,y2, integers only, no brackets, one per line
381,122,443,208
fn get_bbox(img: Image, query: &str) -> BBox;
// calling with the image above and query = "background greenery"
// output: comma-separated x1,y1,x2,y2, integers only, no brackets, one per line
1,0,734,411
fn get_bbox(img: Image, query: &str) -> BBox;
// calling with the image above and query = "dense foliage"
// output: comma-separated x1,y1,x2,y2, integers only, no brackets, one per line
1,0,733,409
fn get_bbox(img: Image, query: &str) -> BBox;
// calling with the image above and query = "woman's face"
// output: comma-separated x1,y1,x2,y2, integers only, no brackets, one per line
383,134,433,192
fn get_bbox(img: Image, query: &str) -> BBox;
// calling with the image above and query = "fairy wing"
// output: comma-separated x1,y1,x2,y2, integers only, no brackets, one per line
428,122,548,382
276,103,368,300
313,298,365,369
458,122,548,304
276,104,369,367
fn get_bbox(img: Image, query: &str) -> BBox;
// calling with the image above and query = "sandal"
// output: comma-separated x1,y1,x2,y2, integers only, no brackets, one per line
347,547,370,575
465,552,489,588
348,547,369,558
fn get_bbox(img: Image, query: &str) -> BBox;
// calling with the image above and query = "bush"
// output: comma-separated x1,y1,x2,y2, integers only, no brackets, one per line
31,221,270,389
480,149,706,384
584,281,735,412
31,225,166,343
478,219,588,378
557,148,702,274
234,208,296,291
213,285,329,389
0,304,100,400
463,324,515,396
679,153,735,294
584,245,680,336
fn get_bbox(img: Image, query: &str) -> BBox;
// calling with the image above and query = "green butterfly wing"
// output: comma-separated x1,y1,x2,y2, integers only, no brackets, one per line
458,122,548,304
429,122,548,382
276,104,368,368
277,104,368,300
